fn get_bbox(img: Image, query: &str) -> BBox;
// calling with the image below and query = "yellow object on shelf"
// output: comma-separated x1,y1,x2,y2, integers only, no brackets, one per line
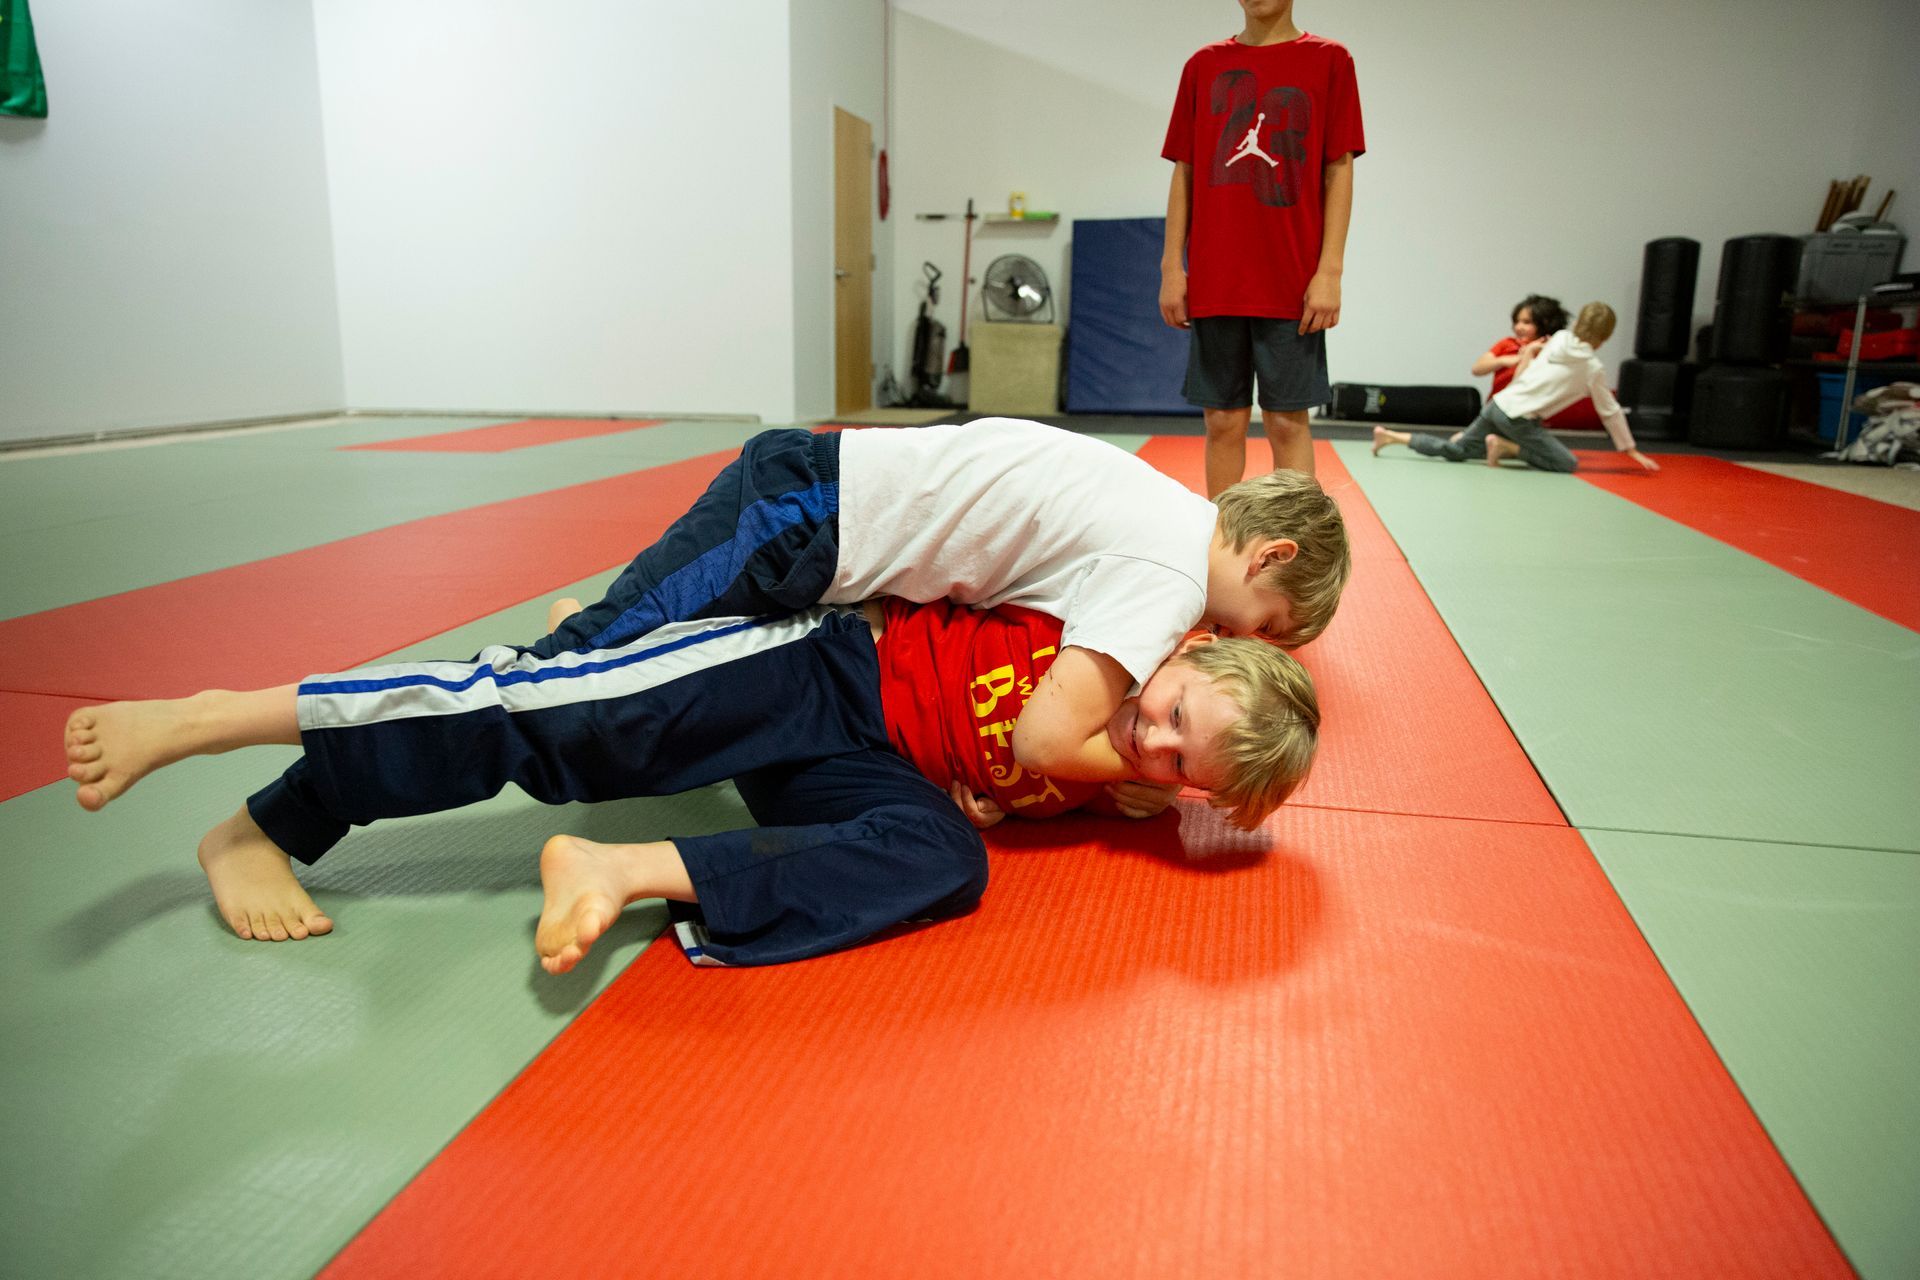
1008,191,1027,217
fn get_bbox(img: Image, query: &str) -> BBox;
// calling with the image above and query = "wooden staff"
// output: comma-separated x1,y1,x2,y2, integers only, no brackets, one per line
1817,179,1842,231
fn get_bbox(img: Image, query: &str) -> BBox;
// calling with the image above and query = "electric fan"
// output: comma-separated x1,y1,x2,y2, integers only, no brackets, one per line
981,254,1054,323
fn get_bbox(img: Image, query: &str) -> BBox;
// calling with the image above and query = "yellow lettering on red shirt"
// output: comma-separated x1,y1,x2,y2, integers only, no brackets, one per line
977,718,1015,751
1009,776,1067,810
970,664,1018,718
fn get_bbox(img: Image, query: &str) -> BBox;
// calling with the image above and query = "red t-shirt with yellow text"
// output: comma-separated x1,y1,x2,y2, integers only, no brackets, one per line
875,599,1100,820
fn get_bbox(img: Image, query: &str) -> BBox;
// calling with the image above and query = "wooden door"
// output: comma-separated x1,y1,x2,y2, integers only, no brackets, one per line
833,108,874,416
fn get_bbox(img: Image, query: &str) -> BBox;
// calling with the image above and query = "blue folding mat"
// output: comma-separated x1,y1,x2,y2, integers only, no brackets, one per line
1066,217,1200,415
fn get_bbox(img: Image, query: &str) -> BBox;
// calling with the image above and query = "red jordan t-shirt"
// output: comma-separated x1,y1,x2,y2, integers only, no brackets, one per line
875,599,1100,821
1162,33,1365,319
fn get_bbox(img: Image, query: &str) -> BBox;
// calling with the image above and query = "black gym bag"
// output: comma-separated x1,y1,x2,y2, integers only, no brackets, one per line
1324,383,1483,427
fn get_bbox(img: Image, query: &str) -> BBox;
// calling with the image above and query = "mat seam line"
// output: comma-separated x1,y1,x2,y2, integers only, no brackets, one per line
1574,821,1920,858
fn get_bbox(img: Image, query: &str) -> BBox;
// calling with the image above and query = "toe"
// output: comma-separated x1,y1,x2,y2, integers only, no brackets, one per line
306,913,334,937
575,905,611,951
231,913,254,940
264,913,291,942
246,911,270,941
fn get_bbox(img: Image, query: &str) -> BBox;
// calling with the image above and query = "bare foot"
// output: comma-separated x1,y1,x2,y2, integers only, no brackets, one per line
1370,425,1397,455
66,698,203,811
198,807,334,942
546,596,584,633
1485,434,1520,467
66,686,297,811
535,835,638,975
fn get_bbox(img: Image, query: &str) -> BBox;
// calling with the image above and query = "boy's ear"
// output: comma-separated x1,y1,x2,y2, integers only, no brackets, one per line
1175,630,1220,656
1248,538,1299,576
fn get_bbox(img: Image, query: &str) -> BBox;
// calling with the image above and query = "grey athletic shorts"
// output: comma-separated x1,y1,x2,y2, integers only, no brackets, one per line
1183,316,1331,413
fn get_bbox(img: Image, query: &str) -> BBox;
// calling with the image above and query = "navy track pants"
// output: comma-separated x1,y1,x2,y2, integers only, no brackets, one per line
246,607,987,967
529,426,843,660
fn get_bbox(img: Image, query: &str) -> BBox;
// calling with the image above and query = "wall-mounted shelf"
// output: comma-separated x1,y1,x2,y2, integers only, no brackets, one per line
983,213,1059,226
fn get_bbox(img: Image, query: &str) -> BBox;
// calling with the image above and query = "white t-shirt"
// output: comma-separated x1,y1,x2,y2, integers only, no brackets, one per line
1492,329,1636,450
828,418,1217,683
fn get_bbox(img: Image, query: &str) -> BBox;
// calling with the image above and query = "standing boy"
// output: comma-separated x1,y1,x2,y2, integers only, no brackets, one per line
1160,0,1366,494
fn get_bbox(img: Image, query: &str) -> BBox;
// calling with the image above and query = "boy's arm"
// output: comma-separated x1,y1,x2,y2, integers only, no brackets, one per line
1300,152,1354,335
1010,646,1133,781
1470,345,1513,376
1590,370,1660,470
1160,162,1193,329
1513,338,1545,378
1081,779,1182,820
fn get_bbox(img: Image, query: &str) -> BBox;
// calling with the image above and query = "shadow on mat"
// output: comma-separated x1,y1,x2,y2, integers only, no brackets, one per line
50,789,747,966
958,798,1326,989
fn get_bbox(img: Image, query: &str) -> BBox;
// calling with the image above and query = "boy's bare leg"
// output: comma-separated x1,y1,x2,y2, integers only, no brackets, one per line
536,835,696,975
545,596,584,634
1262,408,1315,477
1371,425,1412,454
198,805,333,941
1203,407,1252,498
65,685,301,811
1485,434,1521,466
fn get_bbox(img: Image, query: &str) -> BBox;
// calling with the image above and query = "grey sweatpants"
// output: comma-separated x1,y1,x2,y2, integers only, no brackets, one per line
1407,400,1578,472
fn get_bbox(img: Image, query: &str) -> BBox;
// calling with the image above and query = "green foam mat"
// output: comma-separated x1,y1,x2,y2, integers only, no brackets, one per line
0,580,743,1279
1586,829,1920,1280
0,418,766,618
1335,442,1920,853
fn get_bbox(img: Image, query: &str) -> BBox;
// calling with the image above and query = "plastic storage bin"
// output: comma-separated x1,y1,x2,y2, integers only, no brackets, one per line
1814,370,1898,441
1796,232,1905,303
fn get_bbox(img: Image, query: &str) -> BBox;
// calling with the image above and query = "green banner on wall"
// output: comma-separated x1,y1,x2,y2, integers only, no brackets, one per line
2,0,48,118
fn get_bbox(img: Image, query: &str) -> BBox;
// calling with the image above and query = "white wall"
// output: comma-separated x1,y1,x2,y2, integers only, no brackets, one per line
788,0,889,420
0,0,343,444
1846,0,1919,258
313,0,799,424
6,3,1909,442
889,0,1918,393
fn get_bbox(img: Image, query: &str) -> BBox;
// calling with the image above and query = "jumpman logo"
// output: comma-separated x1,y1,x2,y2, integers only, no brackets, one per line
1225,112,1279,169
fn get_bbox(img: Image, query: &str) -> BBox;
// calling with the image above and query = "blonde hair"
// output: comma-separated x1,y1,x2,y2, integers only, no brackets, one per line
1175,638,1320,830
1213,470,1351,646
1574,301,1616,346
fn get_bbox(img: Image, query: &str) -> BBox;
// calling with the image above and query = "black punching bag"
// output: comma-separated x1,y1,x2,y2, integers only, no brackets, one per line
1617,358,1696,440
1689,366,1789,448
1634,238,1699,361
1710,235,1801,365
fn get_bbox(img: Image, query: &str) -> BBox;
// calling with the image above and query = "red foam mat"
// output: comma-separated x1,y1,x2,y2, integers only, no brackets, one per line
332,438,1841,1274
1577,452,1920,632
0,692,95,802
325,803,1847,1278
1142,439,1564,827
342,418,664,453
0,451,733,795
1134,436,1405,565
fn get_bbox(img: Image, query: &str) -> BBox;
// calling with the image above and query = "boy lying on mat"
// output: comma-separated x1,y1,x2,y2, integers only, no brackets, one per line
64,595,1319,968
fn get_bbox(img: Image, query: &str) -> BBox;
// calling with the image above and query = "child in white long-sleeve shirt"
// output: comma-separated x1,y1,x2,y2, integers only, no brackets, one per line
1372,303,1660,473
